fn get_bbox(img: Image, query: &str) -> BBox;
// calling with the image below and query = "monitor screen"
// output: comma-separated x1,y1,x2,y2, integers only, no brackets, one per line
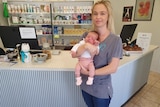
0,26,41,50
0,26,21,49
19,27,42,50
120,24,137,44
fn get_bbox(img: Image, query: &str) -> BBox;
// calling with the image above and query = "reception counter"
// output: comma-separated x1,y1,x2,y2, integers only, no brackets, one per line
0,45,158,107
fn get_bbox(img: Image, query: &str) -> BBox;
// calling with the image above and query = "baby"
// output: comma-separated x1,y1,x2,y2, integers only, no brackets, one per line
71,31,99,86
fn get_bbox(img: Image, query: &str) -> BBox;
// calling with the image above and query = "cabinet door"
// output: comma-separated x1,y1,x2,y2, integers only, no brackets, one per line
51,1,93,48
7,1,53,47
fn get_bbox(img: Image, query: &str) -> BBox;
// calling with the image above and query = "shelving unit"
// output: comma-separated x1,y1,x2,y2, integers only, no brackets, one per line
7,1,52,47
51,1,93,48
7,0,94,49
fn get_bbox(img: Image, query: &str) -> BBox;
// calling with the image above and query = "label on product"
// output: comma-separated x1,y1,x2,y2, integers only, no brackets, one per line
54,34,60,38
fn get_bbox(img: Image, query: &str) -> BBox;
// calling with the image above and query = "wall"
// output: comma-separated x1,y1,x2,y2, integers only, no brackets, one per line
109,0,160,73
0,0,8,25
0,0,160,73
0,0,8,49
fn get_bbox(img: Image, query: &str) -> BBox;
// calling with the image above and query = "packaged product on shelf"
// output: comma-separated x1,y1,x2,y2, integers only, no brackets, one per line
12,16,19,24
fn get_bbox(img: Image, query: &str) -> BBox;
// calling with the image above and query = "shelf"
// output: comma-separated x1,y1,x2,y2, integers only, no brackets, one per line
9,12,50,15
53,34,82,37
10,23,51,26
50,0,93,2
53,12,91,14
7,0,93,48
37,34,52,36
58,34,81,36
8,0,93,2
53,24,91,26
54,44,74,46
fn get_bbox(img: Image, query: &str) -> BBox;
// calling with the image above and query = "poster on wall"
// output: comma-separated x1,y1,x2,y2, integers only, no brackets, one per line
122,6,133,22
134,0,155,21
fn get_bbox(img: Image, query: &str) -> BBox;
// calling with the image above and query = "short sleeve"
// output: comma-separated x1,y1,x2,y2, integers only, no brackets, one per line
111,37,123,59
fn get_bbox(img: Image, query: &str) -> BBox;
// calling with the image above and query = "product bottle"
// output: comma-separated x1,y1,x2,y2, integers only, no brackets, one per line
3,0,9,18
20,43,31,63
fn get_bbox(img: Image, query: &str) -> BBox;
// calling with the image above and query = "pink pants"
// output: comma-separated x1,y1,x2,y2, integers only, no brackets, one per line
75,58,95,77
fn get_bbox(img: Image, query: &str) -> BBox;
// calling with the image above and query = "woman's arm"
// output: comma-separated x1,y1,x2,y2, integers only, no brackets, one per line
71,43,98,58
95,57,120,75
80,57,120,76
71,44,86,58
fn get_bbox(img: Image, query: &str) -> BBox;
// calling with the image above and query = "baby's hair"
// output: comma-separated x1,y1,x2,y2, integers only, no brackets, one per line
89,30,99,40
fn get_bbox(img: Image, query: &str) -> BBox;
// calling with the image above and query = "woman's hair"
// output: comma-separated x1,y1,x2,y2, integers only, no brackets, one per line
91,0,115,33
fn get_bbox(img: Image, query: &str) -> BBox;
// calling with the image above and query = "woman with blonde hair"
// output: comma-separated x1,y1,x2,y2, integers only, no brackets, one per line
71,0,123,107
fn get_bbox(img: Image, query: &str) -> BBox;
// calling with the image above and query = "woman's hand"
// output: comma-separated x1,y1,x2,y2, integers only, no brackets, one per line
70,51,77,58
85,43,98,55
80,67,89,75
80,65,89,75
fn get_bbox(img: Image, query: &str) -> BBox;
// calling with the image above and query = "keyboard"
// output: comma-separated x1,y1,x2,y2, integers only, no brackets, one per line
30,50,43,54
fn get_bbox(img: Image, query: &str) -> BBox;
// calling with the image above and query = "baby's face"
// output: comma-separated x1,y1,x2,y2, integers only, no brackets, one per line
85,32,98,45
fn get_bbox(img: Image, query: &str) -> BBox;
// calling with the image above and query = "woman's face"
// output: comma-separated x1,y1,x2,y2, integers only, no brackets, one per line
92,4,108,28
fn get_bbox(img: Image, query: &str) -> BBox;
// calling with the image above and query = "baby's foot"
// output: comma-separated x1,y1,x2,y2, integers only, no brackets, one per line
86,77,93,85
76,77,82,86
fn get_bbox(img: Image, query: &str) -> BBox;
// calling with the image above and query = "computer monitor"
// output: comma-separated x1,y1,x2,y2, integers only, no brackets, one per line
0,26,21,49
0,26,41,50
120,24,137,44
19,26,42,50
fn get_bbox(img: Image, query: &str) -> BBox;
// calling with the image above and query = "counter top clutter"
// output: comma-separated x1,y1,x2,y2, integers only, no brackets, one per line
123,44,142,51
123,44,143,55
32,53,48,63
0,50,77,71
0,45,158,71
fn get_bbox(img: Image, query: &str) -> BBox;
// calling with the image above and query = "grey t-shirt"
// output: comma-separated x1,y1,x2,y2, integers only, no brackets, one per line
80,32,123,99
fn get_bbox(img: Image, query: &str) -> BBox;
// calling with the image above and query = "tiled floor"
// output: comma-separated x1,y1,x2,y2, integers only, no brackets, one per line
123,71,160,107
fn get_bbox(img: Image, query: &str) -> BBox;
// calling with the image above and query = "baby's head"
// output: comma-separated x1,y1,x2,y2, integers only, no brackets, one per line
85,31,99,45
